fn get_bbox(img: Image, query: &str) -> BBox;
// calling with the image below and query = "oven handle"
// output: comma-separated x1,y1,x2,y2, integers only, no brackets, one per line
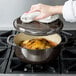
7,35,16,46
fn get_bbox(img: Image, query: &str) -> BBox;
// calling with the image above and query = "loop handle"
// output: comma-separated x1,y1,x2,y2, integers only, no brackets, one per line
7,35,16,46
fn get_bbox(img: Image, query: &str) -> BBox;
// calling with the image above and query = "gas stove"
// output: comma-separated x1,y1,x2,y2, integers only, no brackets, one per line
0,30,76,74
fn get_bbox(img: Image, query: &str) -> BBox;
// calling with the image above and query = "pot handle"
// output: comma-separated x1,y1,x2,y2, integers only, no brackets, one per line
7,35,16,46
61,30,72,36
60,34,68,46
60,30,73,46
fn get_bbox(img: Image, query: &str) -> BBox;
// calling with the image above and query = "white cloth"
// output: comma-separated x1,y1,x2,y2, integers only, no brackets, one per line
20,12,59,23
62,0,76,22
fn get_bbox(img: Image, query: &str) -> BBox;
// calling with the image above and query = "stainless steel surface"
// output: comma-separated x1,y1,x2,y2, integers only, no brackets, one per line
21,48,52,62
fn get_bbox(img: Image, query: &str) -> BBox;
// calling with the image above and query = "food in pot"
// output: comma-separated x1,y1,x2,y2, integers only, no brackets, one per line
20,38,57,50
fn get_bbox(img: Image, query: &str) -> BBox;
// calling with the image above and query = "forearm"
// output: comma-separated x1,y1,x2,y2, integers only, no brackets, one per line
50,0,76,23
29,1,76,22
50,5,63,15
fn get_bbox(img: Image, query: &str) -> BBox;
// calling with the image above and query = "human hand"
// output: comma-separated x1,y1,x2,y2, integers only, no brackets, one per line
29,3,63,20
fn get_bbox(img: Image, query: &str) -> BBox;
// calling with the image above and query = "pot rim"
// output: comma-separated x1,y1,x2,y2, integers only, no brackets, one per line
7,33,63,50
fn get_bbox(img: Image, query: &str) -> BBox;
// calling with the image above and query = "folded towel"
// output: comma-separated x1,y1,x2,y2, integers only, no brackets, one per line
20,12,59,23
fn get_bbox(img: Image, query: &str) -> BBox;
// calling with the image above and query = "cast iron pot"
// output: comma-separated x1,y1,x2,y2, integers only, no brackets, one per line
7,33,67,64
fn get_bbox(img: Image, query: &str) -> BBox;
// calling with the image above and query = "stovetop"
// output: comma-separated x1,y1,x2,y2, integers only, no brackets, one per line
0,30,76,74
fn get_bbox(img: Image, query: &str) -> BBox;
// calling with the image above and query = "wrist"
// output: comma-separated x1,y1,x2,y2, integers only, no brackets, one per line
51,5,63,15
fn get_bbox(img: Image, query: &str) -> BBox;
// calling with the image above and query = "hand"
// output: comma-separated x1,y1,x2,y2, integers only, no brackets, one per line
29,3,63,20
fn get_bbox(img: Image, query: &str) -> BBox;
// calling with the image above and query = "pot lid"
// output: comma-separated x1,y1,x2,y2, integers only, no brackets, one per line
13,17,63,36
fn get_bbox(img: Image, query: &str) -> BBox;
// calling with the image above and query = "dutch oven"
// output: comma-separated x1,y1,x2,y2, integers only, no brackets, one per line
7,17,67,64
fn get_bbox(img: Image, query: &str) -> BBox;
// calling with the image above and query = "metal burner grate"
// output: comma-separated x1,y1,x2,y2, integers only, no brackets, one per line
0,30,76,74
0,30,16,73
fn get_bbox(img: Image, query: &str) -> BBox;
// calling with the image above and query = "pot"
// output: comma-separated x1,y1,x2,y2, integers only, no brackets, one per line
7,33,67,64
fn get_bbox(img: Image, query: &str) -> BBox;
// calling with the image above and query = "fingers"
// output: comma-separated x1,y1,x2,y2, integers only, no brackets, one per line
28,3,50,20
29,3,46,20
29,3,41,13
29,8,39,13
34,13,47,20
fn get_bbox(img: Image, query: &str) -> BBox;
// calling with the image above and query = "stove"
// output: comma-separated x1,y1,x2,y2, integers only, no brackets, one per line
0,30,76,74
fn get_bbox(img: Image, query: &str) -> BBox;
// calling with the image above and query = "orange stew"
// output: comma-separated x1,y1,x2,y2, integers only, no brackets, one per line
20,38,57,50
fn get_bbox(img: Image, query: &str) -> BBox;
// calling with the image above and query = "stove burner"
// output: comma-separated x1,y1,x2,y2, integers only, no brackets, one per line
0,31,15,73
0,31,12,37
7,58,59,73
66,64,76,74
0,30,76,74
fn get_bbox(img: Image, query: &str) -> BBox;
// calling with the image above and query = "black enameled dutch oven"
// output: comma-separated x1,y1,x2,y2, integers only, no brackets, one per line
7,17,67,64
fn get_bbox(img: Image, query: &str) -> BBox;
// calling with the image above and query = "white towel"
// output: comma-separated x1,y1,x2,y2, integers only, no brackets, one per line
20,12,59,23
